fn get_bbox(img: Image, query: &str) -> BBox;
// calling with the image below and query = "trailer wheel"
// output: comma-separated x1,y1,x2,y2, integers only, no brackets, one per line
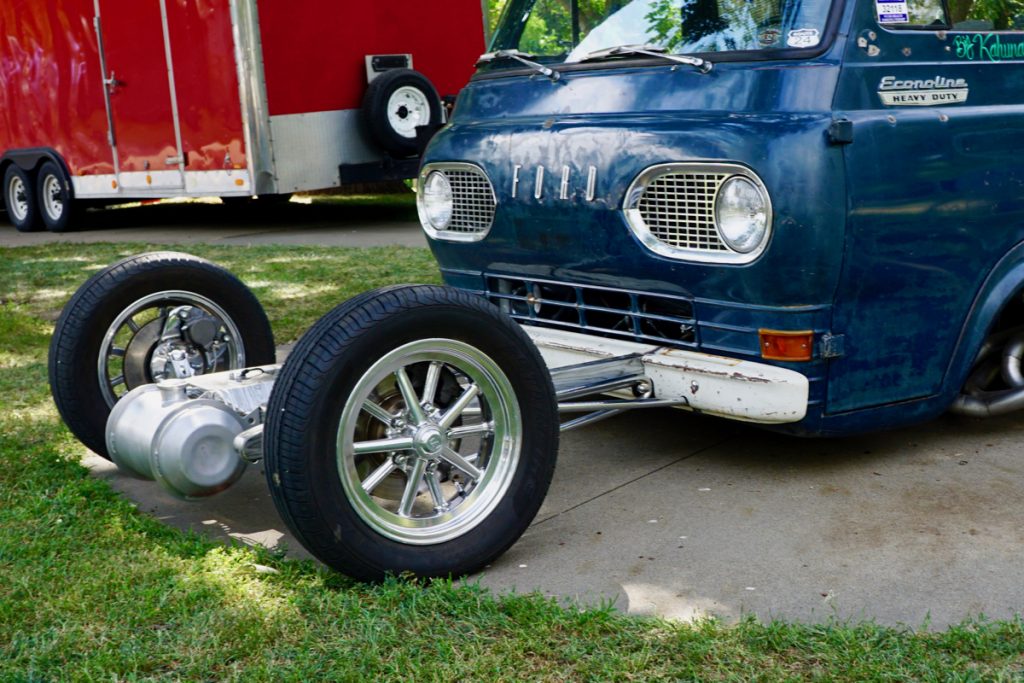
362,69,442,158
264,285,558,580
36,161,76,232
3,164,41,232
49,251,275,460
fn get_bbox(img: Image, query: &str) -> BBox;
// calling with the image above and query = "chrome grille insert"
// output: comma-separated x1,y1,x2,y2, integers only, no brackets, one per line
624,162,772,265
418,163,496,242
638,172,730,251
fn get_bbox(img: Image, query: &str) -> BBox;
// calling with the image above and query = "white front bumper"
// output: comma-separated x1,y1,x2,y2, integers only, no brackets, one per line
524,327,809,424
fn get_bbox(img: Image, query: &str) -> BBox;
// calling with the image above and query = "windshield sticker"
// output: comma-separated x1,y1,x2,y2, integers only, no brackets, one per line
787,29,820,49
954,34,1024,62
759,29,781,47
878,75,969,106
877,1,910,24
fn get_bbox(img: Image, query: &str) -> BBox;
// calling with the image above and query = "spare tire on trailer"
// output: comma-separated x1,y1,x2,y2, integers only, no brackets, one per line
361,69,443,158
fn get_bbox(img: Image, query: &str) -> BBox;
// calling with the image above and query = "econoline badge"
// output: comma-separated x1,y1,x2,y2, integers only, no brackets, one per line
877,75,969,106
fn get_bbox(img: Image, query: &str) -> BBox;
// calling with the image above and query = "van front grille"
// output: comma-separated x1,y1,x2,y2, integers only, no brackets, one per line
637,172,730,252
625,162,772,265
485,276,697,348
445,168,496,234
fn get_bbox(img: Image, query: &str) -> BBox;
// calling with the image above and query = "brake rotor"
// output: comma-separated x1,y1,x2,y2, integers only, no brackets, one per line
122,319,164,391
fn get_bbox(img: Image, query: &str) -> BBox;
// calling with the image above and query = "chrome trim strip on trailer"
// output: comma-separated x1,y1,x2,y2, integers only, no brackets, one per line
72,170,252,198
91,1,120,182
229,0,277,195
158,0,187,182
117,170,183,191
524,326,809,424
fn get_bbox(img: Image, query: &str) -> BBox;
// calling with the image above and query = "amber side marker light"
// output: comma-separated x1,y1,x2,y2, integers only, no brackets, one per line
759,330,814,362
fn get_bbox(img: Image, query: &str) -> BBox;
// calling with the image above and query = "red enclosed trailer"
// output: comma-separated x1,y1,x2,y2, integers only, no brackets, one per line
0,0,486,232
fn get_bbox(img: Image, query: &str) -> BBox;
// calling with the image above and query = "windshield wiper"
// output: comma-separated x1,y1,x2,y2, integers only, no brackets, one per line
577,44,712,74
477,49,561,82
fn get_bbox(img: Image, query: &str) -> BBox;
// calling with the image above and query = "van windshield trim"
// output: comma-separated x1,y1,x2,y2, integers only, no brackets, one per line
488,0,842,66
474,0,847,82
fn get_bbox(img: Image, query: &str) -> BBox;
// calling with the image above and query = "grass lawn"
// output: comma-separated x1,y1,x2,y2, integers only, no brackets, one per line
1,242,1023,681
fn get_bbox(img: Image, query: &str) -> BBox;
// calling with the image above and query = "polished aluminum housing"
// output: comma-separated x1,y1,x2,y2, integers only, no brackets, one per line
106,366,278,499
624,162,773,264
417,162,496,241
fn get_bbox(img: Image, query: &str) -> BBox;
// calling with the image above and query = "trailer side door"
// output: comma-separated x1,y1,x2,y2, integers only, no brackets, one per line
95,0,184,191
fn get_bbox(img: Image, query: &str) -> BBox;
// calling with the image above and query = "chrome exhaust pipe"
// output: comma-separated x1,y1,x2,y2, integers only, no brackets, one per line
951,333,1024,417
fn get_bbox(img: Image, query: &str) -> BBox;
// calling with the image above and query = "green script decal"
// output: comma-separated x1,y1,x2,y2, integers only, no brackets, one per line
954,34,1024,61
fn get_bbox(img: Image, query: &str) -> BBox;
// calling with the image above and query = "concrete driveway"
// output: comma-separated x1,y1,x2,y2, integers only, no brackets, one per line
8,201,1023,628
0,197,427,248
85,408,1024,629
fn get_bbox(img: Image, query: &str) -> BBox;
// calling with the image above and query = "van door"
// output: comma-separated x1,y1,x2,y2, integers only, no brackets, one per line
827,0,1024,413
95,0,184,192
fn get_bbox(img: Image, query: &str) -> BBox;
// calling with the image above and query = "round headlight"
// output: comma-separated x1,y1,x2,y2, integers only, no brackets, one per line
420,171,454,231
714,176,769,254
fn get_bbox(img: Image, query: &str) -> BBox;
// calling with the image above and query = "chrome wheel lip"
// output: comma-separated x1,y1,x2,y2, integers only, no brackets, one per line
387,86,431,139
7,175,29,222
96,290,245,408
42,174,64,221
337,338,522,546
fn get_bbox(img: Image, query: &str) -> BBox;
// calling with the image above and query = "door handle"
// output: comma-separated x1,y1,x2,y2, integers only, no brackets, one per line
104,71,124,93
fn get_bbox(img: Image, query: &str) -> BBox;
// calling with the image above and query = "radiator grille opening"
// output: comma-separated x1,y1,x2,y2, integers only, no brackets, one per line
486,276,696,347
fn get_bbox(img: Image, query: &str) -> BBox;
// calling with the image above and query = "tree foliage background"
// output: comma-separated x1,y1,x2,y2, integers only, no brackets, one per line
949,0,1024,28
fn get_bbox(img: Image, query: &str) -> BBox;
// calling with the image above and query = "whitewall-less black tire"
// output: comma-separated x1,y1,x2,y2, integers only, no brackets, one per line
49,252,276,459
4,164,40,232
264,285,559,581
36,161,75,233
362,69,442,158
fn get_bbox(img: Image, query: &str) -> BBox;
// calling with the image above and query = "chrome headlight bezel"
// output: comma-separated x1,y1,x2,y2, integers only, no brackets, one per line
417,162,497,243
623,162,774,265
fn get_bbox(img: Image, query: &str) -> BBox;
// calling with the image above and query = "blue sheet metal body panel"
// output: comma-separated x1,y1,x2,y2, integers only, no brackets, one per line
422,0,1024,436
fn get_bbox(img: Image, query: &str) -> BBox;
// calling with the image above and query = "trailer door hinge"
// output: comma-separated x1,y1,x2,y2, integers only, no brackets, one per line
828,119,854,145
165,155,184,166
822,333,846,359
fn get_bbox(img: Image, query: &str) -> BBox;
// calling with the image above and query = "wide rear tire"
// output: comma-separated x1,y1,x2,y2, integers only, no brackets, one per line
264,285,559,580
49,252,276,459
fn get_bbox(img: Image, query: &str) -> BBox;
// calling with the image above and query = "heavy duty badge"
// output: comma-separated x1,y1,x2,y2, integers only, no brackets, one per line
877,75,969,106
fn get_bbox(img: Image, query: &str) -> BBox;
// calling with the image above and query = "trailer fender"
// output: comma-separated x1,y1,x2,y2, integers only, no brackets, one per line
1,148,74,198
944,239,1024,397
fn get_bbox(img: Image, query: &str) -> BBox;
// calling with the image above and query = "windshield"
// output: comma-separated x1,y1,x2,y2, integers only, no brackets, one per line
490,0,833,62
